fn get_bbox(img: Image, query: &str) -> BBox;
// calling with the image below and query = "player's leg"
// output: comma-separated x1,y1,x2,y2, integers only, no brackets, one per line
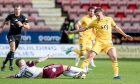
63,65,86,79
1,36,16,71
80,50,96,72
80,41,101,72
86,44,96,67
1,41,15,71
107,48,121,80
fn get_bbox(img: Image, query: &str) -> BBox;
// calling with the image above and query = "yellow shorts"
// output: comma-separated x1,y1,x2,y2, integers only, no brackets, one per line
78,37,93,51
92,41,114,54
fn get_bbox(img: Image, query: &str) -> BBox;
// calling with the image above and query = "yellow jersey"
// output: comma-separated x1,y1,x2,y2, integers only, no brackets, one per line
79,15,96,39
88,16,116,43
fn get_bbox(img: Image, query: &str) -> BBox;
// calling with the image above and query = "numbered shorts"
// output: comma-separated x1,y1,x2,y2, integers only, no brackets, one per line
43,64,63,78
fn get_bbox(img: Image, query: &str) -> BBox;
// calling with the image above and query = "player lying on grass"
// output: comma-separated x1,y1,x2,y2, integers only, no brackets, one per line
6,55,86,79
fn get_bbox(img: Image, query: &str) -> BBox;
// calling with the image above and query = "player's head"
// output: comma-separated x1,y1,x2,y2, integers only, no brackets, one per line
87,7,96,17
14,4,21,15
94,7,104,19
15,58,26,67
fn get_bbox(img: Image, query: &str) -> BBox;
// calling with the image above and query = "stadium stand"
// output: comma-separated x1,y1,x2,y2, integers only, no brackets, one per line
56,0,140,32
0,0,139,32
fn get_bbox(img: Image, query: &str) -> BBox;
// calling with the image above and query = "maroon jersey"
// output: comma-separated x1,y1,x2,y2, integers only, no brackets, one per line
43,64,63,78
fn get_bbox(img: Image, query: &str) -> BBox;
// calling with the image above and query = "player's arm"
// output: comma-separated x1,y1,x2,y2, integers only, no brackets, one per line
6,74,16,78
75,21,84,37
0,15,10,33
113,25,133,40
16,21,30,30
34,54,50,64
16,16,30,29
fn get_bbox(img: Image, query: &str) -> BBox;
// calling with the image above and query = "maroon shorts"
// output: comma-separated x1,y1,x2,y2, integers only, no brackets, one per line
43,64,63,78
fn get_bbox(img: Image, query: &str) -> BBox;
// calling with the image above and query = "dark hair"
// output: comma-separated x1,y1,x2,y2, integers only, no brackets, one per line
15,58,22,67
88,6,95,11
94,7,103,13
14,4,21,8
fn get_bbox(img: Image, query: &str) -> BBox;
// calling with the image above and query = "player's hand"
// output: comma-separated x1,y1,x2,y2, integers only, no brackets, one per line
125,35,133,41
64,30,74,35
16,21,23,27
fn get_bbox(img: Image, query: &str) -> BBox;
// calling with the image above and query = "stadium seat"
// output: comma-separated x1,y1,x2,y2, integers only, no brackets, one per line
109,0,118,9
23,0,32,8
114,18,122,27
106,9,115,18
71,0,80,7
115,9,126,19
100,1,110,10
63,5,71,12
90,0,100,7
78,9,86,15
127,1,137,11
1,8,10,17
125,10,134,18
61,0,71,6
131,18,140,27
117,0,127,9
134,10,140,18
122,18,132,27
29,8,38,18
4,0,14,8
80,0,90,10
36,18,46,26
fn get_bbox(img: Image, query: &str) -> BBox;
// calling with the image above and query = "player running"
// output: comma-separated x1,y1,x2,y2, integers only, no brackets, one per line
66,7,96,68
0,5,30,71
66,7,133,80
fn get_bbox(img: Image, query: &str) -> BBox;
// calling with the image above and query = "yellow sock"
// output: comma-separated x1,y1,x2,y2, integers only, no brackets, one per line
73,48,81,57
112,61,119,76
80,59,89,69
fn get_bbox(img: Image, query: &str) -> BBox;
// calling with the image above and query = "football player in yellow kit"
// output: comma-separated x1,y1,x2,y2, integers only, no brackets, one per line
66,7,96,68
66,7,133,80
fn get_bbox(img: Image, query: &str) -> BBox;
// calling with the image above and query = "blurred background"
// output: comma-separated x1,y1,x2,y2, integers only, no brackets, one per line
0,0,140,58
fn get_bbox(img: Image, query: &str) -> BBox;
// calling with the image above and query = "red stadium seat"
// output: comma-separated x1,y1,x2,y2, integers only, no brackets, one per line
115,9,126,19
100,1,110,10
90,0,100,7
127,1,137,11
80,0,90,10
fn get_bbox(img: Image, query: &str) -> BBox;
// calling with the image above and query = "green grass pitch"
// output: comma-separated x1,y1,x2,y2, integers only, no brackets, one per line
0,58,140,84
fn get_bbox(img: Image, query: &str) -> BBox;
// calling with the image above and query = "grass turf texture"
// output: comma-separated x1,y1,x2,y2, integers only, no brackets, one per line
0,58,140,84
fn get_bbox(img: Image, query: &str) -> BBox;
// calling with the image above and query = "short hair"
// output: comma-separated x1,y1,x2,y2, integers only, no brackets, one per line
88,6,95,11
14,4,21,8
15,58,22,67
94,7,103,13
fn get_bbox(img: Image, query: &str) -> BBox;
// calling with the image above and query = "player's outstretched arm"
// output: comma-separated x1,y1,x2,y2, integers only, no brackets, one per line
0,20,8,33
113,25,133,40
6,74,16,78
35,54,51,64
65,27,88,34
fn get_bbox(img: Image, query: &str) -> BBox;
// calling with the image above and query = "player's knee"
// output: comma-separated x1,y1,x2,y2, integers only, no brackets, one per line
111,55,117,61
